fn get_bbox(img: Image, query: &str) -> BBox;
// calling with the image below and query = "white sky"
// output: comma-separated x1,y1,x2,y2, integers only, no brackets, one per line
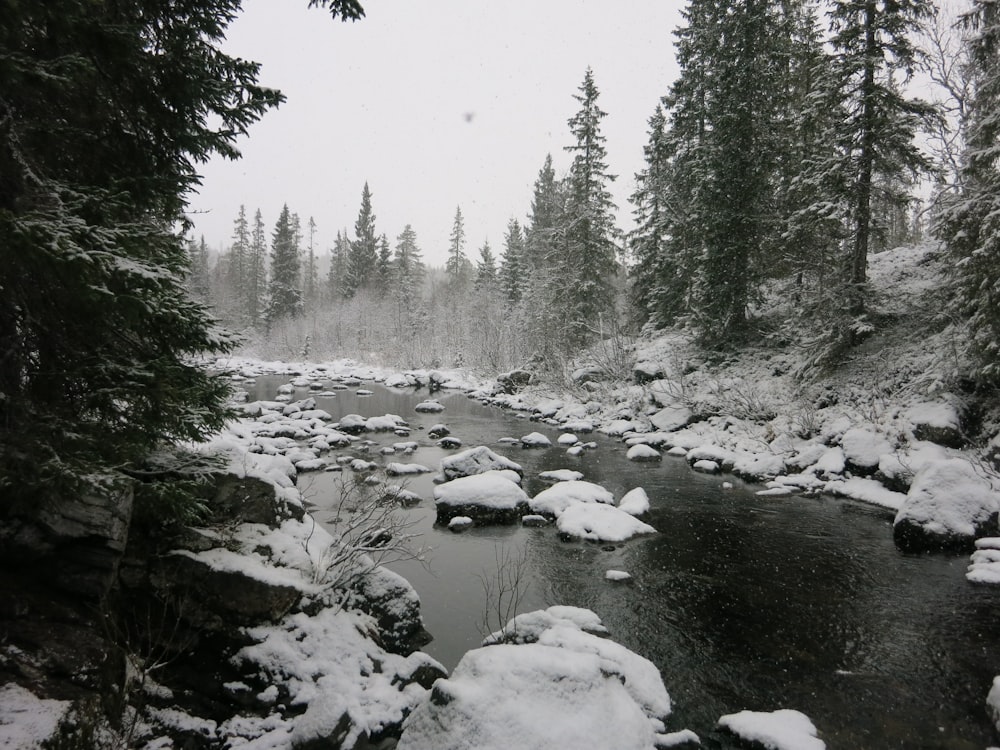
188,0,684,266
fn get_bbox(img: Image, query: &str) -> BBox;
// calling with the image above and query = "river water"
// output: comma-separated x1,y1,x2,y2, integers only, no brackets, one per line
248,375,1000,749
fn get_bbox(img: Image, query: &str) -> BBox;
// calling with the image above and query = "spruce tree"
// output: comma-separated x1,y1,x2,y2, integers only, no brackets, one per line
446,206,472,291
499,218,527,306
327,229,349,300
248,208,268,328
562,68,620,347
375,234,393,299
393,224,425,306
187,236,213,302
227,205,251,321
344,182,378,298
303,216,319,310
0,0,360,503
828,0,935,319
475,241,498,291
266,204,304,324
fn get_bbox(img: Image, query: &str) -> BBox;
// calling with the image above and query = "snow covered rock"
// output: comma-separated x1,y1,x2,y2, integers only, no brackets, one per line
717,708,825,750
521,431,553,448
558,432,579,445
440,445,523,481
893,458,1000,552
414,400,445,413
497,368,533,393
692,459,720,474
605,570,632,582
967,541,1000,584
530,480,615,517
649,405,693,433
905,401,965,448
841,427,893,476
619,488,651,516
433,472,530,525
448,516,474,532
539,469,584,482
556,503,657,543
400,606,673,750
386,462,432,476
427,423,450,438
988,676,1000,734
634,360,666,384
627,444,662,462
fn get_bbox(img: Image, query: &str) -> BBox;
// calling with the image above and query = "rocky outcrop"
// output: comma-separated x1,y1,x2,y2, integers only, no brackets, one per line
497,369,534,394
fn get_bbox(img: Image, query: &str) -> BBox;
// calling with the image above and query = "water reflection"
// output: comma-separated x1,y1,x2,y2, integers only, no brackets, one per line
247,375,1000,748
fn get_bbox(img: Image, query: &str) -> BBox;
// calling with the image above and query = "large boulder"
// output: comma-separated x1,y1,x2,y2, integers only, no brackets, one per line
905,401,965,449
0,479,134,598
434,472,530,525
893,459,1000,553
497,369,534,394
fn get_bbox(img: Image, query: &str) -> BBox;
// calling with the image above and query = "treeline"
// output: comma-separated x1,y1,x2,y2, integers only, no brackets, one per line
194,0,1000,384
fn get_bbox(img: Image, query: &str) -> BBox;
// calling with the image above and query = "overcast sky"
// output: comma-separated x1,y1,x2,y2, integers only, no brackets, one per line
188,0,685,266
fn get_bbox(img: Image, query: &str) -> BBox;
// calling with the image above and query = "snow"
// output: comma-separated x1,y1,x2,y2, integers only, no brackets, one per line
557,433,579,445
824,477,907,511
433,472,529,510
557,503,657,542
0,683,71,748
717,708,825,750
530,480,615,517
414,400,444,413
692,459,720,474
483,605,609,645
618,487,651,516
386,462,432,475
841,427,893,470
448,516,474,531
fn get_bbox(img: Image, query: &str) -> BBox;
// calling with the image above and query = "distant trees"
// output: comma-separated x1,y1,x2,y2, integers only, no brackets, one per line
445,206,472,291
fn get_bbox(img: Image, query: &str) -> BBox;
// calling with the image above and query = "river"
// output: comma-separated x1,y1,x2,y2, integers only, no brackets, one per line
248,375,1000,748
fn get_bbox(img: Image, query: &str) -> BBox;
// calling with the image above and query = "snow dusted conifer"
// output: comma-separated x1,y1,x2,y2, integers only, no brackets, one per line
248,208,269,328
475,241,498,291
934,0,1000,381
561,67,620,348
266,203,304,325
344,182,379,298
375,233,393,299
828,0,935,320
187,236,212,302
393,224,425,306
446,206,472,291
303,216,319,311
0,0,337,502
499,218,527,306
328,229,349,300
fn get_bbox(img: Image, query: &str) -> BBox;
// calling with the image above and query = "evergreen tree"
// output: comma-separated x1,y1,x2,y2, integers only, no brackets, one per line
525,154,564,276
561,68,620,346
934,0,1000,380
248,208,268,328
344,182,378,298
303,216,319,310
266,204,303,324
828,0,935,318
187,236,212,302
227,205,251,320
327,229,349,300
375,234,393,298
446,206,472,290
627,102,673,328
0,0,326,502
499,218,527,306
393,224,425,305
475,241,498,291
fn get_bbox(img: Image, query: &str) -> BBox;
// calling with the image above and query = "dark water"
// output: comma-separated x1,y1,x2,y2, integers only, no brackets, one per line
247,375,1000,748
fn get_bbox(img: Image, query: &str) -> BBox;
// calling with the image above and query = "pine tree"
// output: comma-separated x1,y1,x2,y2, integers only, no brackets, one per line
266,204,303,324
344,182,378,298
934,0,1000,380
828,0,935,319
446,206,472,291
499,218,527,306
561,67,620,346
248,208,268,328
